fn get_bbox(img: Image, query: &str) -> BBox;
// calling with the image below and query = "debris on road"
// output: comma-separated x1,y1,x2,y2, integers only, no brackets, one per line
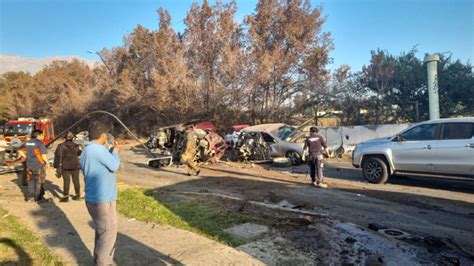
223,223,269,241
368,223,388,231
378,228,411,239
272,157,292,168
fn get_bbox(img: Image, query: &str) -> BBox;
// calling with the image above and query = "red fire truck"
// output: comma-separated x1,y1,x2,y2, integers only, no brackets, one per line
3,117,55,145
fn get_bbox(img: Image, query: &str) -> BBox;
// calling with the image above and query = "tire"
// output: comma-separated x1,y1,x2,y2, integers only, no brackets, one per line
286,151,302,165
362,157,389,184
272,157,292,168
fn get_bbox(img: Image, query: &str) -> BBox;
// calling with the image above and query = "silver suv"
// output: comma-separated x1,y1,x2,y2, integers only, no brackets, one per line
352,118,474,183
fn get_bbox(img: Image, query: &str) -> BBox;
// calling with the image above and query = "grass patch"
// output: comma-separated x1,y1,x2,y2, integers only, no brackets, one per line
0,206,62,265
117,188,266,246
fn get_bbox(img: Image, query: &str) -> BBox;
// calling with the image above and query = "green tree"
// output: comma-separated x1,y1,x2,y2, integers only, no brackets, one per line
437,56,474,117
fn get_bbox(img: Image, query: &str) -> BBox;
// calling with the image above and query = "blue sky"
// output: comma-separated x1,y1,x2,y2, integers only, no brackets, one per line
0,0,472,71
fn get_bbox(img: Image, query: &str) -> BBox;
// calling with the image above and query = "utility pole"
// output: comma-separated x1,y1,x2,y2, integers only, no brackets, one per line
424,54,440,120
87,50,113,78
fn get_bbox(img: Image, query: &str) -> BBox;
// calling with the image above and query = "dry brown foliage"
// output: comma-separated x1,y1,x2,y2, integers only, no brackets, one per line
0,0,332,134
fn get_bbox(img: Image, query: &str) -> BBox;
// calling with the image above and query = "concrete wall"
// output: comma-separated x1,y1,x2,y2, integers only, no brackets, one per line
319,123,412,156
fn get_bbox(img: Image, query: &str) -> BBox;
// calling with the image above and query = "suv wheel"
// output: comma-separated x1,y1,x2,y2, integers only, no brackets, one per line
362,157,389,184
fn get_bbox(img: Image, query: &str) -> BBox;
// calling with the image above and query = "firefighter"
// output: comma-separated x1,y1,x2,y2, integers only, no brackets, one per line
157,128,167,150
181,125,200,176
18,129,49,202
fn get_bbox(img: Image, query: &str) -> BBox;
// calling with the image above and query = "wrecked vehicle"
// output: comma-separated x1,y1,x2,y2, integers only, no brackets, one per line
146,128,168,151
152,122,228,164
195,128,228,163
234,131,272,161
225,125,249,148
241,123,304,165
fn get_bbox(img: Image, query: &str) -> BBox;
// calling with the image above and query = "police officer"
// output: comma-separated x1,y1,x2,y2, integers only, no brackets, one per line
18,130,49,202
303,127,328,188
181,125,200,176
54,132,82,202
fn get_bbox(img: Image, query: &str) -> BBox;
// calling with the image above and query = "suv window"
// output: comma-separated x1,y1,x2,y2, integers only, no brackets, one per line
441,123,474,140
401,123,439,141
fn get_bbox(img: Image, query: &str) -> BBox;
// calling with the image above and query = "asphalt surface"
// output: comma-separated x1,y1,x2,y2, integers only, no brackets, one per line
113,146,474,259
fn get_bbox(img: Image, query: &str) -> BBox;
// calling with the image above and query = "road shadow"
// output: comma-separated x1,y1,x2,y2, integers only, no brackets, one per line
86,221,182,265
0,238,32,264
115,233,182,265
10,177,94,264
274,161,474,194
9,174,182,264
13,173,64,201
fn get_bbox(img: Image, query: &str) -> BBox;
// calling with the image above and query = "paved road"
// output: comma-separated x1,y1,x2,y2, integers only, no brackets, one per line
115,147,474,257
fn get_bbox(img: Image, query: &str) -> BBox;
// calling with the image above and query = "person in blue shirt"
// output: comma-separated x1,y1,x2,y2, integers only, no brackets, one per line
80,121,120,265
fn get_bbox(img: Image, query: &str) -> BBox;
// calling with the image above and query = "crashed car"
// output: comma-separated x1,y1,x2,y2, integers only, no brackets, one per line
241,123,304,165
152,122,228,164
194,128,228,162
234,131,272,161
225,125,249,148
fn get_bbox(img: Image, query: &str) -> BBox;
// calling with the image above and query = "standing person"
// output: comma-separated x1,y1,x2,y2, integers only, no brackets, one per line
80,121,120,266
0,135,7,166
303,126,328,188
181,125,200,176
18,130,49,202
9,134,22,159
54,132,82,202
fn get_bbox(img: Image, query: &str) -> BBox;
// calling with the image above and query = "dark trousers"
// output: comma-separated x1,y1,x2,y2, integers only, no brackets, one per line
308,158,324,182
27,168,46,201
0,150,5,165
62,169,80,197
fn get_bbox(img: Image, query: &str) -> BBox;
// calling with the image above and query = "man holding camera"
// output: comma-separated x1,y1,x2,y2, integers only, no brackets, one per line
80,121,120,265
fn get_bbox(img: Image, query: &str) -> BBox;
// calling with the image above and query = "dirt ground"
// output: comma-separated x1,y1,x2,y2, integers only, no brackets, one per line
1,143,473,265
119,145,474,265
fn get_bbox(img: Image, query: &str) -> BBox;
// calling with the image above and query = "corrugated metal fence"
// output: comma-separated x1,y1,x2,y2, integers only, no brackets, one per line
319,123,411,157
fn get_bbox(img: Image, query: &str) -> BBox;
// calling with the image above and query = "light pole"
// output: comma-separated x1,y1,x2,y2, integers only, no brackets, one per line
424,54,440,120
87,50,113,78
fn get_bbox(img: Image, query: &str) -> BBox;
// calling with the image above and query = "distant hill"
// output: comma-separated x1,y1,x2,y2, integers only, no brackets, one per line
0,54,98,74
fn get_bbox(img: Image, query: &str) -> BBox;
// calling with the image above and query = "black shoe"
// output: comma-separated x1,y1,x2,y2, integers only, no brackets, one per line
60,197,69,202
35,198,48,204
195,170,201,176
72,195,80,201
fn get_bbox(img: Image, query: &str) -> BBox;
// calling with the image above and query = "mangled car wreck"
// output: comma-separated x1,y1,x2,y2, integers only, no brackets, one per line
146,122,228,166
234,123,305,165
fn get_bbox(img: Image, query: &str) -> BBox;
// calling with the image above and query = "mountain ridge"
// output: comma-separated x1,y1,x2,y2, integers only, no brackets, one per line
0,54,98,74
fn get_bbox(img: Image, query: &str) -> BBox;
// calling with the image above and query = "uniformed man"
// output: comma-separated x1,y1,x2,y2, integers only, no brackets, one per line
303,126,328,188
181,126,200,176
18,129,49,202
0,135,6,166
157,128,167,150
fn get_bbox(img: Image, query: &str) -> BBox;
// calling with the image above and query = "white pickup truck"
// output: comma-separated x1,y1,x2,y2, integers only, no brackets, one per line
352,118,474,183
